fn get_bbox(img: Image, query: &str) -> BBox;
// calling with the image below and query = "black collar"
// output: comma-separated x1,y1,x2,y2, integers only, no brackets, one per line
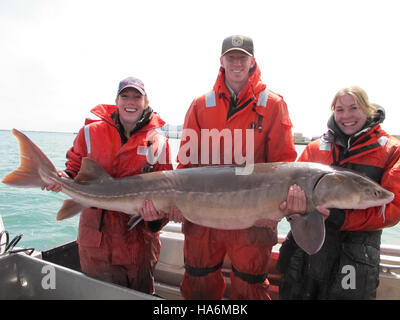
112,107,153,144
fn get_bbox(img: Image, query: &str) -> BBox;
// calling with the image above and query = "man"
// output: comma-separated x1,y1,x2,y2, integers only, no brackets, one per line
177,35,298,299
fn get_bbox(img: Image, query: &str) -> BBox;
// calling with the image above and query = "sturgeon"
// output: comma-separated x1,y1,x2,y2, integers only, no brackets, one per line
2,129,395,254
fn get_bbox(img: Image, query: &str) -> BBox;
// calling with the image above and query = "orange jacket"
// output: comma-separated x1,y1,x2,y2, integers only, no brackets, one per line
66,104,172,178
299,122,400,231
177,64,297,168
65,104,172,265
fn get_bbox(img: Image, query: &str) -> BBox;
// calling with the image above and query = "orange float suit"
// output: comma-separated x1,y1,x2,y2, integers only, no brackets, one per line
64,104,172,294
278,110,400,299
177,64,297,299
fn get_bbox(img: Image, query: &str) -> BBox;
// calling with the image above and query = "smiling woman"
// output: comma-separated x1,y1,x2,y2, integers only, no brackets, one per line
278,85,400,300
117,89,146,125
115,77,149,137
37,76,176,295
331,86,378,136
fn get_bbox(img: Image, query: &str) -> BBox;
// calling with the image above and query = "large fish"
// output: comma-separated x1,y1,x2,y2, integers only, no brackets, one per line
2,129,394,254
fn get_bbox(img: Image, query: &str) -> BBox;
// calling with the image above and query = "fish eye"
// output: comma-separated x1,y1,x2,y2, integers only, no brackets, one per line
374,190,381,197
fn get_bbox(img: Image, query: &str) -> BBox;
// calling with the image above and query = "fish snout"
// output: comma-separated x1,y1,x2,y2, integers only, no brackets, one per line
357,188,395,209
385,190,395,203
372,187,394,204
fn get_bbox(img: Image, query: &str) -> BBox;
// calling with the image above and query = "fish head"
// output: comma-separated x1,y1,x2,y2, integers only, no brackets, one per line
312,170,394,210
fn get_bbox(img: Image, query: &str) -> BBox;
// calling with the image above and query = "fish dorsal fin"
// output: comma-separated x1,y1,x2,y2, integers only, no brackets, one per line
75,157,113,183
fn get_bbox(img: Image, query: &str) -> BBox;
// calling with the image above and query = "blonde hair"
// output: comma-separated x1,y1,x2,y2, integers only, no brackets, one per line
331,86,378,119
144,95,150,109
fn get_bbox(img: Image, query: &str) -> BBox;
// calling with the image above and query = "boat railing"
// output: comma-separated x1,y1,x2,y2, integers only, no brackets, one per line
160,223,400,275
158,222,400,299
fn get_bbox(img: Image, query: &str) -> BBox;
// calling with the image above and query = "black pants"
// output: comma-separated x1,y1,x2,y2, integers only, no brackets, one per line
278,228,382,300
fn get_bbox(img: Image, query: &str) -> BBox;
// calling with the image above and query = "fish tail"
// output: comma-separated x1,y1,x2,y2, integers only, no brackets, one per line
2,129,57,188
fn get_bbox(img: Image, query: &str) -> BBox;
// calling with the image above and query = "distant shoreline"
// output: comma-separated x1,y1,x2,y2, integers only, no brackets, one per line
0,128,313,143
0,129,77,135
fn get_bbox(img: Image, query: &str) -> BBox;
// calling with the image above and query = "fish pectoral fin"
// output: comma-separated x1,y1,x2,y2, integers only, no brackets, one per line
56,199,86,220
74,157,114,183
287,210,325,255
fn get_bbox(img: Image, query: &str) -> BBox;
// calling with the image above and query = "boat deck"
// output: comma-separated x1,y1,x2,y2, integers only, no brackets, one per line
1,223,399,300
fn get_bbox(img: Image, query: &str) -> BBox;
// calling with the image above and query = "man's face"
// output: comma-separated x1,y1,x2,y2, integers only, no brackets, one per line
220,51,255,86
115,87,146,128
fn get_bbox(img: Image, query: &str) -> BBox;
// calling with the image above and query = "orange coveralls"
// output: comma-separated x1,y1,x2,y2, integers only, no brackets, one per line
178,64,297,299
65,104,172,294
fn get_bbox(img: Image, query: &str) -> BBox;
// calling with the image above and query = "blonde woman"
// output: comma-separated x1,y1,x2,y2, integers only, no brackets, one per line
278,86,400,299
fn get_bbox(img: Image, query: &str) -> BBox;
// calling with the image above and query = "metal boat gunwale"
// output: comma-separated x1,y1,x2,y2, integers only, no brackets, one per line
1,220,400,300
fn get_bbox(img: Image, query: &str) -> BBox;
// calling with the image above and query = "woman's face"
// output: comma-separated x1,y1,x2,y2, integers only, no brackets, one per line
333,94,368,135
115,87,146,129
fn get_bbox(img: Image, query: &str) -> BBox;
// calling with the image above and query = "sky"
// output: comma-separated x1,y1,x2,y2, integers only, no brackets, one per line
0,0,399,138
